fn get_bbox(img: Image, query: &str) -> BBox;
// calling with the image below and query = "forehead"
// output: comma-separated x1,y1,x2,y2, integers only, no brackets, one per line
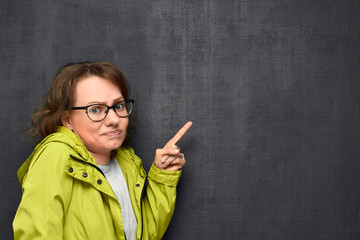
74,76,122,104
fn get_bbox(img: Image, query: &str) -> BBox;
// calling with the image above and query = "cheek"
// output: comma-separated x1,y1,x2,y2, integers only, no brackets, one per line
71,118,101,141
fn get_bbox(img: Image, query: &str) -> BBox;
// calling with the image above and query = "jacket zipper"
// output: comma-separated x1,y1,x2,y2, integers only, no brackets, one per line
139,178,148,240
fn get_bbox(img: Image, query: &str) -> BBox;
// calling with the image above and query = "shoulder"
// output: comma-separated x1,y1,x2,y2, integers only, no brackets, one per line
116,146,145,171
36,140,71,155
26,141,71,175
18,141,73,187
117,145,137,159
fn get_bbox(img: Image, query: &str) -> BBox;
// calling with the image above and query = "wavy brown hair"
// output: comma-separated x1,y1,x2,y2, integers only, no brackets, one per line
29,61,135,146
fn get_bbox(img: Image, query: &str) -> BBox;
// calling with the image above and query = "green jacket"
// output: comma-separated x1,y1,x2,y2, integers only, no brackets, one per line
13,126,182,240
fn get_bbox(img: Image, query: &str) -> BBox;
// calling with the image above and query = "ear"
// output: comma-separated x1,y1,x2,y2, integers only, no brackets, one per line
61,113,73,130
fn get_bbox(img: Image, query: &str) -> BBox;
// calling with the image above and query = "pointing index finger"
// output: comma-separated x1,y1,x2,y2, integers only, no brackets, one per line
165,121,193,147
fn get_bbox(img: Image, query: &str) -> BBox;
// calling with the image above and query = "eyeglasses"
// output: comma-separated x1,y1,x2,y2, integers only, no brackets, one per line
72,99,134,122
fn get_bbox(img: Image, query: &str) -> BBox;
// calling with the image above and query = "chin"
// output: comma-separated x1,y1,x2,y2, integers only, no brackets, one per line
110,139,124,150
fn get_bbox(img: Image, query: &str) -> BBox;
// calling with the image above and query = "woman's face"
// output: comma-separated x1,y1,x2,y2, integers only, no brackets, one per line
64,75,129,158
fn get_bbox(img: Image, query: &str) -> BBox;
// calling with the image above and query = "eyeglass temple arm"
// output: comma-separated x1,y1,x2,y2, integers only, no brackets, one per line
71,106,88,110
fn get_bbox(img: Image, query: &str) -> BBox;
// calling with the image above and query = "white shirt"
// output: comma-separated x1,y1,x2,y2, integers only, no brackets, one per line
98,158,137,240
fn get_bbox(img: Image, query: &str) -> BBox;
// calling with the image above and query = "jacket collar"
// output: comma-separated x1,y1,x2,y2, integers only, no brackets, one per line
56,126,95,163
17,126,97,184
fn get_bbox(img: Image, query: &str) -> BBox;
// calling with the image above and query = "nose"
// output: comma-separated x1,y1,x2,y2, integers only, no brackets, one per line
104,108,120,127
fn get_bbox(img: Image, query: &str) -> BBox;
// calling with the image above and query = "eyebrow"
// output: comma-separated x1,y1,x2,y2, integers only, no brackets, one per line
86,97,125,106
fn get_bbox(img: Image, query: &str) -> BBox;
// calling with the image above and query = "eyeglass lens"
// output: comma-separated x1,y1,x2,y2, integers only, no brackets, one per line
87,101,133,121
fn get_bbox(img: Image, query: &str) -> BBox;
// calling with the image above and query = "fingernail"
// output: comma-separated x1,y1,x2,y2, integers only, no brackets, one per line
161,156,166,163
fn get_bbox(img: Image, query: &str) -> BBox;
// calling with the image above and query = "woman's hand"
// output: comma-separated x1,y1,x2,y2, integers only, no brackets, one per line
154,121,193,171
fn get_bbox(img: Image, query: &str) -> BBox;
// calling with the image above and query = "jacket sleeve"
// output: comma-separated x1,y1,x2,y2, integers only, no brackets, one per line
141,163,182,240
13,143,73,240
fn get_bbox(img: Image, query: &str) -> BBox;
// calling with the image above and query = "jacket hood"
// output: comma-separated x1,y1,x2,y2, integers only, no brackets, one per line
17,126,95,185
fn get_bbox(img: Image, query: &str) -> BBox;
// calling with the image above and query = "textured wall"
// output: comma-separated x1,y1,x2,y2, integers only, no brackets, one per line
1,0,360,239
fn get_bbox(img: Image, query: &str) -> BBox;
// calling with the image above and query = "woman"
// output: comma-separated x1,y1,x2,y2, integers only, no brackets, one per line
13,61,192,240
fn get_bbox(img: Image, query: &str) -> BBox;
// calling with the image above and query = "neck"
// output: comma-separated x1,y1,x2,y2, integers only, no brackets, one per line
90,151,111,165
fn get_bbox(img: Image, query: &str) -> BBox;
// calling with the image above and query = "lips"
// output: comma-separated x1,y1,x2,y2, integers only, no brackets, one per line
102,130,122,137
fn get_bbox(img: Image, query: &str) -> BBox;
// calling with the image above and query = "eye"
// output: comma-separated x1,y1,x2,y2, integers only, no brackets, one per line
88,105,104,115
115,102,125,111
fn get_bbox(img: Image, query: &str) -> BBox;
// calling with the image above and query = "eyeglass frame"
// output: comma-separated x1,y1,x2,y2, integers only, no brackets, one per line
71,99,134,122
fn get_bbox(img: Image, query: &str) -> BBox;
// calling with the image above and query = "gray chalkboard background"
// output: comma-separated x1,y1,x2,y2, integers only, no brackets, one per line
1,1,360,239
